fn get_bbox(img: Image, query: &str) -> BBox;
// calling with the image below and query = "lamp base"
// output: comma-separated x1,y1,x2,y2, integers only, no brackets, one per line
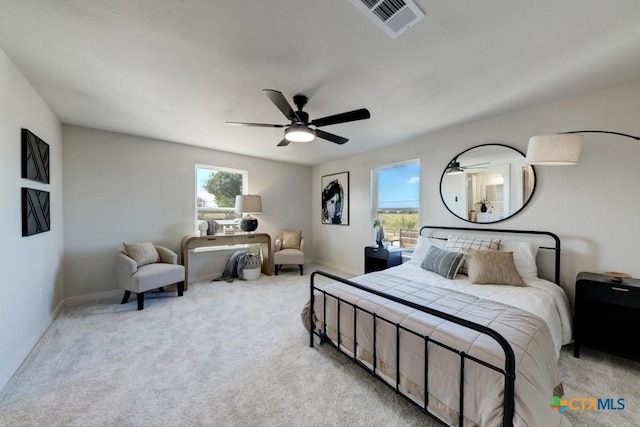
239,218,258,232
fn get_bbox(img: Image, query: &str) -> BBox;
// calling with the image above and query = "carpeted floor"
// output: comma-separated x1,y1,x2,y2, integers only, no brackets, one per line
1,265,638,426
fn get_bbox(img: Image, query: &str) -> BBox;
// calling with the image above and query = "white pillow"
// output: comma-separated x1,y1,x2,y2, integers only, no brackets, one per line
445,234,501,275
499,241,539,278
409,236,445,265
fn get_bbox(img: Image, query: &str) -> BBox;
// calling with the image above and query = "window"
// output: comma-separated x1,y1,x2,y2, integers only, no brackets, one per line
195,164,247,230
372,159,420,247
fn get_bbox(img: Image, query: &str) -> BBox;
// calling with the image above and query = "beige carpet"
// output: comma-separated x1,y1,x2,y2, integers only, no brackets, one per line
1,265,638,426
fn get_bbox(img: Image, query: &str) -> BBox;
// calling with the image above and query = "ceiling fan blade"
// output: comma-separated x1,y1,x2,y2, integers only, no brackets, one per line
225,121,286,128
316,129,348,145
277,138,290,147
263,89,300,122
462,161,490,168
311,108,370,128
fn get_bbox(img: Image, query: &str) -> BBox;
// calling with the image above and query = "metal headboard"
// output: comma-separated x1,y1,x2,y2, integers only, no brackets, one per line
419,225,561,285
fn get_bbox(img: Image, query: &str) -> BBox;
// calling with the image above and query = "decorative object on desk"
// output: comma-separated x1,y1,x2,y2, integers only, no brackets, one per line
206,219,217,235
321,171,349,225
526,130,639,165
373,218,385,248
198,221,208,236
603,271,632,282
21,187,50,236
235,194,262,232
21,128,50,184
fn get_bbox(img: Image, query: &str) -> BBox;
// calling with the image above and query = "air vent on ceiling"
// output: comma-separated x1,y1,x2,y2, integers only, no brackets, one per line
350,0,425,38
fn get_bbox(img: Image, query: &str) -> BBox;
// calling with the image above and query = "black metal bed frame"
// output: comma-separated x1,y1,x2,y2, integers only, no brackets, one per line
309,226,561,427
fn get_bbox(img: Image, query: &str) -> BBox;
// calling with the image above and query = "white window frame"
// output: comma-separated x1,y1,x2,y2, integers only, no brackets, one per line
195,164,248,233
371,158,421,239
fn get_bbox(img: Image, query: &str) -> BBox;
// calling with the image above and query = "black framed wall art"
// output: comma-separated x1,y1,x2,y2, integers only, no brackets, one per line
321,171,349,225
22,187,50,236
21,128,50,184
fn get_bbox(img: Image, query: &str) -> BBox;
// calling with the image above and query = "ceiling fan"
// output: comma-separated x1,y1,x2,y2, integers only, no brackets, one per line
445,160,490,175
225,89,371,146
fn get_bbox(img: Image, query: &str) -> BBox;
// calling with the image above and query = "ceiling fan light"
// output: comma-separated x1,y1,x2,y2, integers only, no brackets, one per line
445,160,463,175
285,124,315,142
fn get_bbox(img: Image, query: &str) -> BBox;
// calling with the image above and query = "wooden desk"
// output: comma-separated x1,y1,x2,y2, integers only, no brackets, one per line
180,233,272,290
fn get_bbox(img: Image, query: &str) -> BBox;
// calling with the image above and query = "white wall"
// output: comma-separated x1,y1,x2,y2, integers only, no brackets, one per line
0,50,64,389
312,80,640,304
62,125,312,297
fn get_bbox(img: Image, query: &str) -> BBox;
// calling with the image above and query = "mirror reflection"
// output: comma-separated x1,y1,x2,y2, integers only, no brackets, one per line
440,144,535,223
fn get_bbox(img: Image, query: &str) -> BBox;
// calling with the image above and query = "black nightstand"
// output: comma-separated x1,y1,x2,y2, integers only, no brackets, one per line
364,246,402,273
574,272,640,361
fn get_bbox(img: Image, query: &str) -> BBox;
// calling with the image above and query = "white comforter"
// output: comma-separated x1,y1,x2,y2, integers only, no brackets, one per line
309,263,574,426
391,262,573,356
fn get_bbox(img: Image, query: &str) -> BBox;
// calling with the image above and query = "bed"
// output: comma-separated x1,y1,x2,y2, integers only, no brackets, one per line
304,226,573,426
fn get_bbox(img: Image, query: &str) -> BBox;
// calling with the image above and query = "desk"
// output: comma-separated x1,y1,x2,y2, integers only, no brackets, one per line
180,233,272,290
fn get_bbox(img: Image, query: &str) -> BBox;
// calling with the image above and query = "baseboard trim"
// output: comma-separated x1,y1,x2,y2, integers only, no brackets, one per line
63,289,122,306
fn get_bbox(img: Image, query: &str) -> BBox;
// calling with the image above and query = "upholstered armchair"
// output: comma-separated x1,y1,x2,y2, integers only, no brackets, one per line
115,242,185,310
273,230,304,275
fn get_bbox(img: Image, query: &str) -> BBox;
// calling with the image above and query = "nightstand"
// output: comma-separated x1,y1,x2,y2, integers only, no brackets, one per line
364,246,402,273
574,272,640,361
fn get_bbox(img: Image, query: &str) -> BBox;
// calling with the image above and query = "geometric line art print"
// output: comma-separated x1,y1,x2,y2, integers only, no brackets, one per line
21,128,50,184
22,187,50,236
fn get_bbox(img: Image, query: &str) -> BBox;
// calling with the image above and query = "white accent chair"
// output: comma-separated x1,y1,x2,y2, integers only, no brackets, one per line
273,231,304,276
115,243,185,310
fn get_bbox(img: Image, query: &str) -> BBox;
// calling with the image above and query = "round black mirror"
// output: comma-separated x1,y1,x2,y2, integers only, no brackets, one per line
440,144,536,224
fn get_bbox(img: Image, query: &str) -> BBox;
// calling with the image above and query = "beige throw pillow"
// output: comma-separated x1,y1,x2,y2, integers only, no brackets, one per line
465,249,526,286
123,241,159,266
281,230,302,249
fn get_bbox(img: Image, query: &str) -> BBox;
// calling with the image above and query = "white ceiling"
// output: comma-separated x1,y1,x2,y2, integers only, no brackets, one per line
2,1,640,166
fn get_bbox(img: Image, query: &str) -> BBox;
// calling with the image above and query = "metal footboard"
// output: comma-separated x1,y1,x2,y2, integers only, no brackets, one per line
309,270,516,427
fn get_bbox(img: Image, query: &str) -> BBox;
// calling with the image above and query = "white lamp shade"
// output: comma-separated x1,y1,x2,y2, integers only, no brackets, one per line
526,134,583,165
235,195,262,214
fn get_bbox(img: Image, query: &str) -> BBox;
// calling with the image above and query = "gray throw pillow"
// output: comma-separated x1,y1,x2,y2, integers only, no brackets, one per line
421,246,464,279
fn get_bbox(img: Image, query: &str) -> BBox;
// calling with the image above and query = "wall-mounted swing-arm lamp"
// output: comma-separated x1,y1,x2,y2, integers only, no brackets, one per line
526,130,640,165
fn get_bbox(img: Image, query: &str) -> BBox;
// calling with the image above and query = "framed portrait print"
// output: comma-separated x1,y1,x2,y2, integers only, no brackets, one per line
321,171,349,225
